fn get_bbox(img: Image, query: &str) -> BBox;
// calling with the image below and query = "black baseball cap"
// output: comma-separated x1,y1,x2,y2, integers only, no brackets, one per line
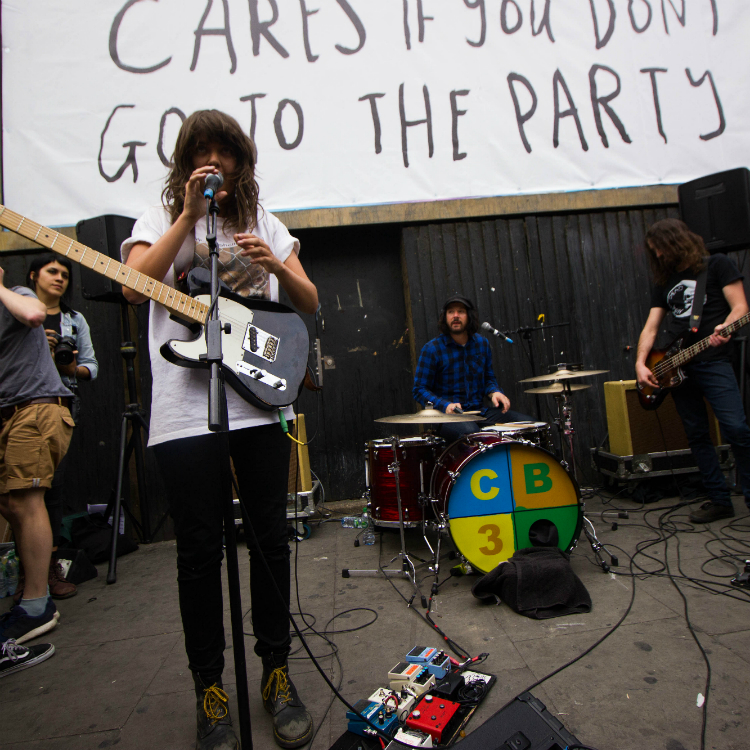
442,295,474,312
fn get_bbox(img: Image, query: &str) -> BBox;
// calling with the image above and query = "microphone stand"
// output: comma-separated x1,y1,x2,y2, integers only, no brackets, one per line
509,320,570,421
204,193,253,749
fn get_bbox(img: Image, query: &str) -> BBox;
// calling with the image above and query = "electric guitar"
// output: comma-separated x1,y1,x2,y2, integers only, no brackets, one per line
637,312,750,410
0,204,310,411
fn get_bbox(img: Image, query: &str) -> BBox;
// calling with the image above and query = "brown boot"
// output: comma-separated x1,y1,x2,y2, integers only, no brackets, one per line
48,559,76,600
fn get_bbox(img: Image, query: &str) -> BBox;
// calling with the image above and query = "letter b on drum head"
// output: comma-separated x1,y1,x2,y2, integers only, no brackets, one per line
524,463,552,494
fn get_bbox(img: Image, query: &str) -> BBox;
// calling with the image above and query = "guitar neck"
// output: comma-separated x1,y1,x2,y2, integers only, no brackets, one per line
667,311,750,368
0,204,207,325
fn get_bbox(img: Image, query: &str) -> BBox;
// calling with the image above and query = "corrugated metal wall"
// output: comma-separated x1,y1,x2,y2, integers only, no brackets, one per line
402,205,750,484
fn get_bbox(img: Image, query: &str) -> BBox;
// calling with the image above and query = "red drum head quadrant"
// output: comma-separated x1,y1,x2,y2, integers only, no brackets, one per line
431,434,581,573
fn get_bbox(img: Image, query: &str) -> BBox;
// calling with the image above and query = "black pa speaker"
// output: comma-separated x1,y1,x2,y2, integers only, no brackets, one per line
679,167,750,254
75,214,136,302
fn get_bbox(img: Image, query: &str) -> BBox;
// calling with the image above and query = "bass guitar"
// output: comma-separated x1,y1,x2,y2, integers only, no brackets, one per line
637,312,750,410
0,204,310,411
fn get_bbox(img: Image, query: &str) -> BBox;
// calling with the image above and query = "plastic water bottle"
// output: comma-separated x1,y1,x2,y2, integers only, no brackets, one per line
341,516,360,528
5,550,19,596
361,509,375,546
0,553,7,599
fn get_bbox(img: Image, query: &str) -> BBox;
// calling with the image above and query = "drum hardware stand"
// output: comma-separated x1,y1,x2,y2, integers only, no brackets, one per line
509,320,571,422
343,436,428,608
551,382,619,573
553,383,578,480
582,516,619,573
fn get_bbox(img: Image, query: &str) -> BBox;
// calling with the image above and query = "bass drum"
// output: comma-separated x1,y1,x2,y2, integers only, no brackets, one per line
431,432,581,574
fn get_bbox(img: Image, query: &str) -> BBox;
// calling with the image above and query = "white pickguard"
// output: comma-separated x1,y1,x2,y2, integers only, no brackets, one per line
168,295,287,391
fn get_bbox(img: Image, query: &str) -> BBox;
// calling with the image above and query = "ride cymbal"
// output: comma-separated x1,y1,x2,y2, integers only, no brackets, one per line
375,407,480,424
518,369,608,383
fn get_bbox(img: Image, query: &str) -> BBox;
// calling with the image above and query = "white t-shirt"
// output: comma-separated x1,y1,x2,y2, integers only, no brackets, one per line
121,204,299,446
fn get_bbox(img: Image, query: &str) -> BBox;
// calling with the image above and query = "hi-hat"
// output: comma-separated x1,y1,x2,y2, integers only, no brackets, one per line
519,369,608,383
375,407,480,424
525,383,591,394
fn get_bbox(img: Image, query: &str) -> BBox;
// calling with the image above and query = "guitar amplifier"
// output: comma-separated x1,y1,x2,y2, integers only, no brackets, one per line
604,380,721,456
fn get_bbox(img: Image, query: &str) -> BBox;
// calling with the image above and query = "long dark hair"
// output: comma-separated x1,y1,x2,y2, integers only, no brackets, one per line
645,218,708,286
438,296,479,336
26,253,74,313
163,110,261,232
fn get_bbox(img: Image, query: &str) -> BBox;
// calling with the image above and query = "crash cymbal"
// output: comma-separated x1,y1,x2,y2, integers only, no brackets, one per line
375,407,480,424
524,383,591,394
518,369,608,383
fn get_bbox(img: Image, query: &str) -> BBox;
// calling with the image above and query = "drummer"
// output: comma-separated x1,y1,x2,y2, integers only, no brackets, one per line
412,294,535,442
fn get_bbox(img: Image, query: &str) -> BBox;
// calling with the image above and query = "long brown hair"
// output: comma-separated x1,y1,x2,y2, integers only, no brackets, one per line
162,110,261,232
645,218,708,286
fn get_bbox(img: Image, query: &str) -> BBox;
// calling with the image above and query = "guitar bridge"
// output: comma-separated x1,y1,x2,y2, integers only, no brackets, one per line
242,324,280,363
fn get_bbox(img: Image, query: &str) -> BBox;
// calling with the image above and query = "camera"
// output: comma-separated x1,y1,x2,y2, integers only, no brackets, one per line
51,333,77,366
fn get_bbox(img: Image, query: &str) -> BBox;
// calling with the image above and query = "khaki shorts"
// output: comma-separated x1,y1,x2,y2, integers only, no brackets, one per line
0,404,74,494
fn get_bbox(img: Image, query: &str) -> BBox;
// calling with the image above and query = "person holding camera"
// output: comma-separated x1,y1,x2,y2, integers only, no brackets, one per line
0,262,74,652
16,254,98,599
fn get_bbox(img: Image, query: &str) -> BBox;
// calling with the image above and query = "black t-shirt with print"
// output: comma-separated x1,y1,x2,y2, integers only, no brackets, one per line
650,253,743,362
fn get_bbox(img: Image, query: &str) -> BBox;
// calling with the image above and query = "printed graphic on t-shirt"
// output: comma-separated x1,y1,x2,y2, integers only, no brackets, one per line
193,237,270,300
666,279,696,318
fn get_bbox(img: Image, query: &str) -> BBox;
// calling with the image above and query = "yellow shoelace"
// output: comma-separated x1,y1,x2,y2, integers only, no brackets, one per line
262,667,292,705
203,684,229,724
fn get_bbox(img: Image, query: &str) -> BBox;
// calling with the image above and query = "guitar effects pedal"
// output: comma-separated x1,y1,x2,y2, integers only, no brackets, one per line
405,695,461,743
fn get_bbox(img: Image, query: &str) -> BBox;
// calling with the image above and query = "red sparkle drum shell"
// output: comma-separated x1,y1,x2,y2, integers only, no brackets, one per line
431,433,582,573
366,435,443,527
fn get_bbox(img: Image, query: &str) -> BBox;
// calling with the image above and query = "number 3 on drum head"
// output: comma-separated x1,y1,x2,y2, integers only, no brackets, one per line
477,524,503,556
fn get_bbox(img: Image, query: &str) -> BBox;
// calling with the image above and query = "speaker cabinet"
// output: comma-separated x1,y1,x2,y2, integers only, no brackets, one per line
604,380,721,456
679,167,750,254
75,214,136,302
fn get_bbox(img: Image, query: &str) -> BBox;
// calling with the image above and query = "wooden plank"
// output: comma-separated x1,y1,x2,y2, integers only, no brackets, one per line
271,185,680,230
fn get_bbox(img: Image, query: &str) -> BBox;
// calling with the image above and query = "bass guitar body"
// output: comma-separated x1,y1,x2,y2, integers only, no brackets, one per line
636,338,687,410
161,290,310,411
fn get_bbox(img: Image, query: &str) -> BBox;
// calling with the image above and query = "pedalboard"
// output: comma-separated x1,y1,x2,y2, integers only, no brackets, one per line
405,695,461,743
330,648,498,750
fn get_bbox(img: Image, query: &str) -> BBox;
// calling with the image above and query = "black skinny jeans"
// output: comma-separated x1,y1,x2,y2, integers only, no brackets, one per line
154,423,292,683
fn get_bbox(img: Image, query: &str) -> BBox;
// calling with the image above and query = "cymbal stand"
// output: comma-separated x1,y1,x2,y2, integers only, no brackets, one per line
553,382,578,479
342,436,427,608
553,383,618,573
510,320,571,421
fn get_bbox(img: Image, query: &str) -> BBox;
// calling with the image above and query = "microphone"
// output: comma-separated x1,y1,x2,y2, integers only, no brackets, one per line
203,172,224,199
481,321,514,344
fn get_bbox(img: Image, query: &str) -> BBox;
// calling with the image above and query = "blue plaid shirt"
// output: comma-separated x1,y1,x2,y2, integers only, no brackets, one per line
412,334,501,412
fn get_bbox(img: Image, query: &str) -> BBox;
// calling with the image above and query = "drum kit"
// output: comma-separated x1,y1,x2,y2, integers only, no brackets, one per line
343,364,619,604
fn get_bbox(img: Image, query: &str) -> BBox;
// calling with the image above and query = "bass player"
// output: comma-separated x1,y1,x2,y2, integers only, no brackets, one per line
635,218,750,523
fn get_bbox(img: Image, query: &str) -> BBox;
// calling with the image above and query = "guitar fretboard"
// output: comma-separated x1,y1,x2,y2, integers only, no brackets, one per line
0,205,208,325
652,311,750,377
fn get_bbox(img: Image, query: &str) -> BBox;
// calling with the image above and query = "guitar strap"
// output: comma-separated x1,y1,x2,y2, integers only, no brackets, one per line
688,266,709,334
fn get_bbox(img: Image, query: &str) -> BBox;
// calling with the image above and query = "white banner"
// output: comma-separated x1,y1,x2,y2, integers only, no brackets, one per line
2,0,747,227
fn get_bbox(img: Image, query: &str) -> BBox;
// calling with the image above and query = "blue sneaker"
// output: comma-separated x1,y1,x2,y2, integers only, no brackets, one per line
0,639,55,678
0,599,58,644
